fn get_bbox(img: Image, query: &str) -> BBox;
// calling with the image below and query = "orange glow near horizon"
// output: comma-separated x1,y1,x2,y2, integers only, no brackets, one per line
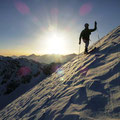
0,49,35,56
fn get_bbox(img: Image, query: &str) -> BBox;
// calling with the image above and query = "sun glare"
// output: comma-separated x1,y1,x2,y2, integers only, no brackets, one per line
43,27,67,54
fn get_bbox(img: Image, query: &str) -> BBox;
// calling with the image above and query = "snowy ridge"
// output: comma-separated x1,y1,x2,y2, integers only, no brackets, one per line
0,26,120,120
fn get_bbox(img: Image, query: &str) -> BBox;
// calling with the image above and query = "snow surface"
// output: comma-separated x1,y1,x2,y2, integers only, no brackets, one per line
0,58,46,110
0,26,120,120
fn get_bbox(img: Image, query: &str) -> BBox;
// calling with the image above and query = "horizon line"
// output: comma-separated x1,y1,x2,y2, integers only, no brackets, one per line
0,53,77,57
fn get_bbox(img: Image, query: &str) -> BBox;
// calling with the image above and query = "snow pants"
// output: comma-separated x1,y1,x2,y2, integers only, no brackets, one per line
83,39,89,53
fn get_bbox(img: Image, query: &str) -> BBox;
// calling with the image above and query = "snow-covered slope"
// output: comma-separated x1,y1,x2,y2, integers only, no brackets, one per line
0,26,120,120
0,58,46,110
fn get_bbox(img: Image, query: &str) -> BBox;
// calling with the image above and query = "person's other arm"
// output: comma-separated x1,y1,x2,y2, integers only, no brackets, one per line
90,21,97,32
79,31,83,44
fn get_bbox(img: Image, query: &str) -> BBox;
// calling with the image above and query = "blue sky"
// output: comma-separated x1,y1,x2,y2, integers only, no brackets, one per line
0,0,120,56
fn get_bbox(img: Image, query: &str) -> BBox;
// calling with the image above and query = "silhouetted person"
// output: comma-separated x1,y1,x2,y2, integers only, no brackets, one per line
79,21,97,54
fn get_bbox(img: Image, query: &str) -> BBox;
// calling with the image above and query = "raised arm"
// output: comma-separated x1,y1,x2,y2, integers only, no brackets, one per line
90,21,97,32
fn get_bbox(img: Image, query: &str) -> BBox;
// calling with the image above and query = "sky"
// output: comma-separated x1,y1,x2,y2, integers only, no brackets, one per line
0,0,120,56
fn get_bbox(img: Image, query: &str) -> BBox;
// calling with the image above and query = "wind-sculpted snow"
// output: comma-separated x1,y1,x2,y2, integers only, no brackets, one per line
0,26,120,120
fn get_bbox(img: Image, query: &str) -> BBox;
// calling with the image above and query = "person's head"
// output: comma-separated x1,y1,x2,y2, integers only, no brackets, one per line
84,23,89,29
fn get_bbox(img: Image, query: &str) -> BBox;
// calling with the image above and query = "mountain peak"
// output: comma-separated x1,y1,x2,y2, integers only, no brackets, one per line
28,54,37,57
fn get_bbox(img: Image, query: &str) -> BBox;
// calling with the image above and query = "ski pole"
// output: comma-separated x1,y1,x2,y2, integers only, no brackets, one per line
97,28,100,40
79,44,80,54
78,44,80,59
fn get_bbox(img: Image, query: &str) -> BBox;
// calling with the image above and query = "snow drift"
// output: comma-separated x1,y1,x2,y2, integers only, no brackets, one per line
0,26,120,120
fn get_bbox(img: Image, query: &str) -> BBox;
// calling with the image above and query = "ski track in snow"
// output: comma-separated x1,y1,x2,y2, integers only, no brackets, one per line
0,26,120,120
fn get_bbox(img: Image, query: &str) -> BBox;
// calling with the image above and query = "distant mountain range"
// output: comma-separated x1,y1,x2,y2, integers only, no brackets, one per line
12,54,77,64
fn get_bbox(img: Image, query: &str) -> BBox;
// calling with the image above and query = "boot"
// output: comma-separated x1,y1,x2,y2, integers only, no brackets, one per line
84,47,88,54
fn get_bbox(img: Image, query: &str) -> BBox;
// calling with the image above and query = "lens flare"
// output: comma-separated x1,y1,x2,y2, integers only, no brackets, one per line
18,66,31,77
15,1,30,15
79,3,92,16
51,8,59,16
57,68,65,81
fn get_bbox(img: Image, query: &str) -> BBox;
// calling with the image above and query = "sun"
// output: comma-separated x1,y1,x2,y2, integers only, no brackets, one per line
44,27,67,54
